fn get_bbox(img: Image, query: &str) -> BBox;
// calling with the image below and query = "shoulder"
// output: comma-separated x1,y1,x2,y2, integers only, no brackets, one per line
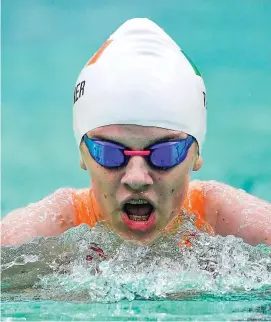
1,188,78,245
195,180,233,230
189,180,222,198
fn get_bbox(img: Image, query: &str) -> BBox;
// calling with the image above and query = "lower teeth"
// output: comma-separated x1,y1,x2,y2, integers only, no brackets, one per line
127,215,150,221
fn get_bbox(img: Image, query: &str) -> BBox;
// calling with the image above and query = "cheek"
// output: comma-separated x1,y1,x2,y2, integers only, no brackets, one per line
171,166,191,197
155,163,191,205
91,169,117,194
159,164,190,190
90,167,122,212
173,175,190,205
84,153,111,185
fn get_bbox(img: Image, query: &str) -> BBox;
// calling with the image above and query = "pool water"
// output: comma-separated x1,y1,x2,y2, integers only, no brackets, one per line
1,296,270,321
1,0,271,320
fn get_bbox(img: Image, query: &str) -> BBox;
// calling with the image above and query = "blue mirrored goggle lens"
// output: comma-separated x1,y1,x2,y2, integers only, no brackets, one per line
150,138,193,168
84,137,125,168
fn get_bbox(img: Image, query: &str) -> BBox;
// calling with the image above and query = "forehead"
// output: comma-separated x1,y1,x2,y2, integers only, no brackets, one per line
87,125,187,147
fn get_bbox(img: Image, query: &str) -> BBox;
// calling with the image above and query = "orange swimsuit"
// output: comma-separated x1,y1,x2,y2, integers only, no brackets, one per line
71,182,214,238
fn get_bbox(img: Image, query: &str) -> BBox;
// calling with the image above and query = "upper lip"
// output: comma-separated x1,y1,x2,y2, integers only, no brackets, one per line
120,196,156,210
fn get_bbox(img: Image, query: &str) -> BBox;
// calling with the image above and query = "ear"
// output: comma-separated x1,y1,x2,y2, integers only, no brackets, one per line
80,158,87,170
192,155,203,172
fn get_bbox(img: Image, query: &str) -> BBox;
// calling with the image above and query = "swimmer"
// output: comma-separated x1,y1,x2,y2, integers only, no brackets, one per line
1,18,271,247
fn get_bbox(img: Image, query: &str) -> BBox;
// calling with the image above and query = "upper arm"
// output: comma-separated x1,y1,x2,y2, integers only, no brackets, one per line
202,181,271,245
1,188,76,246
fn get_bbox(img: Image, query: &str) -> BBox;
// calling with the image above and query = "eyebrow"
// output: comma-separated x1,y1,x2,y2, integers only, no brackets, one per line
92,134,185,148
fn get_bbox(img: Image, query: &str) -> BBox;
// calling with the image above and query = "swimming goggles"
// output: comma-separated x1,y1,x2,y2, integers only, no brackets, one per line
83,134,194,170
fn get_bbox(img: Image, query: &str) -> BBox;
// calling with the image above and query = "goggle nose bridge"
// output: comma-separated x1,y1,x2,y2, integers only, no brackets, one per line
124,150,151,156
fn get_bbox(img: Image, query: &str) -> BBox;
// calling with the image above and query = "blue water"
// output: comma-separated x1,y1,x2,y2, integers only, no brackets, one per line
1,0,271,320
1,297,271,321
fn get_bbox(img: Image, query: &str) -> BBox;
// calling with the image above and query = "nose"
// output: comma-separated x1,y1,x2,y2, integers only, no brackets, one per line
120,156,153,192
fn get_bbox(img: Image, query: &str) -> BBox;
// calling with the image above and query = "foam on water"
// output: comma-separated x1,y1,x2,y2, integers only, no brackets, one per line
2,214,271,303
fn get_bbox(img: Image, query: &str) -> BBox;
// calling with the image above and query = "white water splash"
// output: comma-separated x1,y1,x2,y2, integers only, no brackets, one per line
2,216,271,303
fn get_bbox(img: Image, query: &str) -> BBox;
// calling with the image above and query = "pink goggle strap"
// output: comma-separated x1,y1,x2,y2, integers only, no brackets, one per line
124,150,151,156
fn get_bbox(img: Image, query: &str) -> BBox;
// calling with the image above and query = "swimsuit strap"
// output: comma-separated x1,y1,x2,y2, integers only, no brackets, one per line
72,189,105,227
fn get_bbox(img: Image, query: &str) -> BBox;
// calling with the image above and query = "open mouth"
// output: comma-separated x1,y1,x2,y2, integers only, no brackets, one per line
121,199,156,231
124,199,154,221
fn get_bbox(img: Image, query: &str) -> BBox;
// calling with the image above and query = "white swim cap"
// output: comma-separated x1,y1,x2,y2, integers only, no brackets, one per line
73,18,206,152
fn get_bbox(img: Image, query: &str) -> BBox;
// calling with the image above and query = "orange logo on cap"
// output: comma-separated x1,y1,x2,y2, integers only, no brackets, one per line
86,40,113,66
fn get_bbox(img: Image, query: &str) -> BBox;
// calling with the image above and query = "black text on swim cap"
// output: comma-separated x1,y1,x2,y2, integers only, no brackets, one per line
74,81,86,104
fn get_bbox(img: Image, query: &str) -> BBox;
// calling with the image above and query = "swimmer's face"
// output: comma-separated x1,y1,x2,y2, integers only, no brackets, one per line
80,125,202,244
